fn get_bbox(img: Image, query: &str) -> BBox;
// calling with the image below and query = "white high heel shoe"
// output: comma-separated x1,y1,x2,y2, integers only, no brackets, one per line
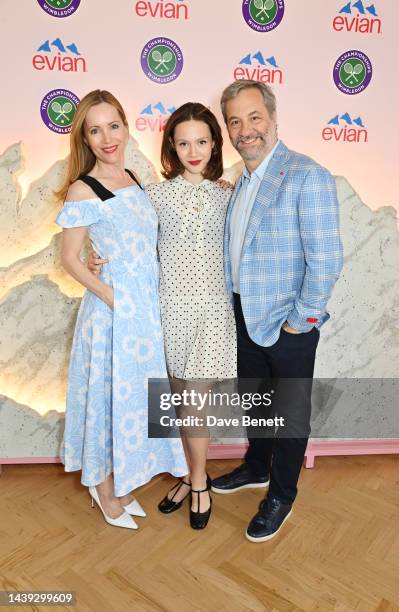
89,486,138,530
122,497,146,517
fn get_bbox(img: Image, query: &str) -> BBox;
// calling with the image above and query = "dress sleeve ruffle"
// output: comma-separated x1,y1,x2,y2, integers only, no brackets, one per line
55,200,101,228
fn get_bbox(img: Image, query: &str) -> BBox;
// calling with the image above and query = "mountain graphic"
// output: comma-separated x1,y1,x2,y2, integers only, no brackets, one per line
339,1,378,16
252,51,265,65
353,0,366,14
341,113,352,125
153,102,167,115
265,56,278,68
140,103,176,116
239,53,251,65
366,5,378,16
37,39,81,55
353,117,365,127
51,38,66,53
328,115,340,125
37,40,51,52
340,2,351,12
141,104,153,115
328,114,365,127
66,43,80,56
239,52,279,67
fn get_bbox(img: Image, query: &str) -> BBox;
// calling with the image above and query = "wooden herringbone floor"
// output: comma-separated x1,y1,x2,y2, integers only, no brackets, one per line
1,456,399,612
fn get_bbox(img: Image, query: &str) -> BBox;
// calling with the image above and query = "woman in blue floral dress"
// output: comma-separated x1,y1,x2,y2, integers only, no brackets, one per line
55,90,187,530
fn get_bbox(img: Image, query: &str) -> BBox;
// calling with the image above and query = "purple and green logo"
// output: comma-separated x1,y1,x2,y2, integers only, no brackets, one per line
40,89,80,133
242,0,285,32
37,0,81,18
140,37,183,84
333,50,373,94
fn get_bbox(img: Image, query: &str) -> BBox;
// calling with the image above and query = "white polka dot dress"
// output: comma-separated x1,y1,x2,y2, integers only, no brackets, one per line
146,175,237,379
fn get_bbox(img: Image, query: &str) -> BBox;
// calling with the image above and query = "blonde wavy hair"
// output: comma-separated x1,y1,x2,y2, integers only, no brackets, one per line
55,89,128,201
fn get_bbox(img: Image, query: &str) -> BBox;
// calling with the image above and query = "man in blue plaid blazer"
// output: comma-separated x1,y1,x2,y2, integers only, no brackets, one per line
211,81,343,542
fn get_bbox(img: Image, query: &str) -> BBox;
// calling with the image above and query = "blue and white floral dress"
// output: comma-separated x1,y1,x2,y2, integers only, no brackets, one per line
56,183,187,496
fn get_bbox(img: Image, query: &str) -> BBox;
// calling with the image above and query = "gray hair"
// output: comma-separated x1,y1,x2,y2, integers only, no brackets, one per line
220,80,277,122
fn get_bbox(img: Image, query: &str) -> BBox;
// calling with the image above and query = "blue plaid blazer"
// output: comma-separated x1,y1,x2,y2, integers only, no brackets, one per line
224,141,344,347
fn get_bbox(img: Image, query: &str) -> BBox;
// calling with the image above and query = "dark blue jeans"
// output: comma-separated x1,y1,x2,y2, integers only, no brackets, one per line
233,293,320,504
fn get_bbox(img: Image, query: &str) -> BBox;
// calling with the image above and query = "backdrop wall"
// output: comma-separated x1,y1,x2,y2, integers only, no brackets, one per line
0,0,398,458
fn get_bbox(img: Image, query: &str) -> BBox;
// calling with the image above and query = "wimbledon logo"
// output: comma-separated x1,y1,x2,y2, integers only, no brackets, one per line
333,50,372,94
37,0,81,18
40,89,80,134
141,38,183,84
242,0,285,32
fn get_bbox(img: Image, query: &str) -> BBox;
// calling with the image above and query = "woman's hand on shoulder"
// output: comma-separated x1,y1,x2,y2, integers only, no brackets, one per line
65,180,94,202
216,178,234,191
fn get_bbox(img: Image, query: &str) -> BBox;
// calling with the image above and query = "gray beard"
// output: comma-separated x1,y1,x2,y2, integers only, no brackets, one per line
238,142,268,161
235,132,277,162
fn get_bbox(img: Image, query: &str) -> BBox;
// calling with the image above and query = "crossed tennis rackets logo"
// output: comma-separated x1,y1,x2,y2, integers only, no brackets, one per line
242,0,285,32
150,49,174,74
40,89,80,133
51,100,74,122
333,50,373,95
342,61,364,83
141,38,184,84
252,0,276,21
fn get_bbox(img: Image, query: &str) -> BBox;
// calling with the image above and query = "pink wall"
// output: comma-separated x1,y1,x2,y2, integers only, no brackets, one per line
0,0,396,211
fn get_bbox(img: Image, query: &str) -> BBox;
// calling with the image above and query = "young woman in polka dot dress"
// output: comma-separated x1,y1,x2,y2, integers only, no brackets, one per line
146,103,237,529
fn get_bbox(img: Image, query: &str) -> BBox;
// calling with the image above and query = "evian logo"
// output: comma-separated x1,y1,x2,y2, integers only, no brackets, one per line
322,113,368,143
233,52,283,85
333,1,381,34
134,0,188,19
33,38,86,72
135,102,176,132
37,0,81,18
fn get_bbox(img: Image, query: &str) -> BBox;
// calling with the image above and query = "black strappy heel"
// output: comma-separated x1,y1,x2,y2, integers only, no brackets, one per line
158,478,191,514
190,479,212,530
